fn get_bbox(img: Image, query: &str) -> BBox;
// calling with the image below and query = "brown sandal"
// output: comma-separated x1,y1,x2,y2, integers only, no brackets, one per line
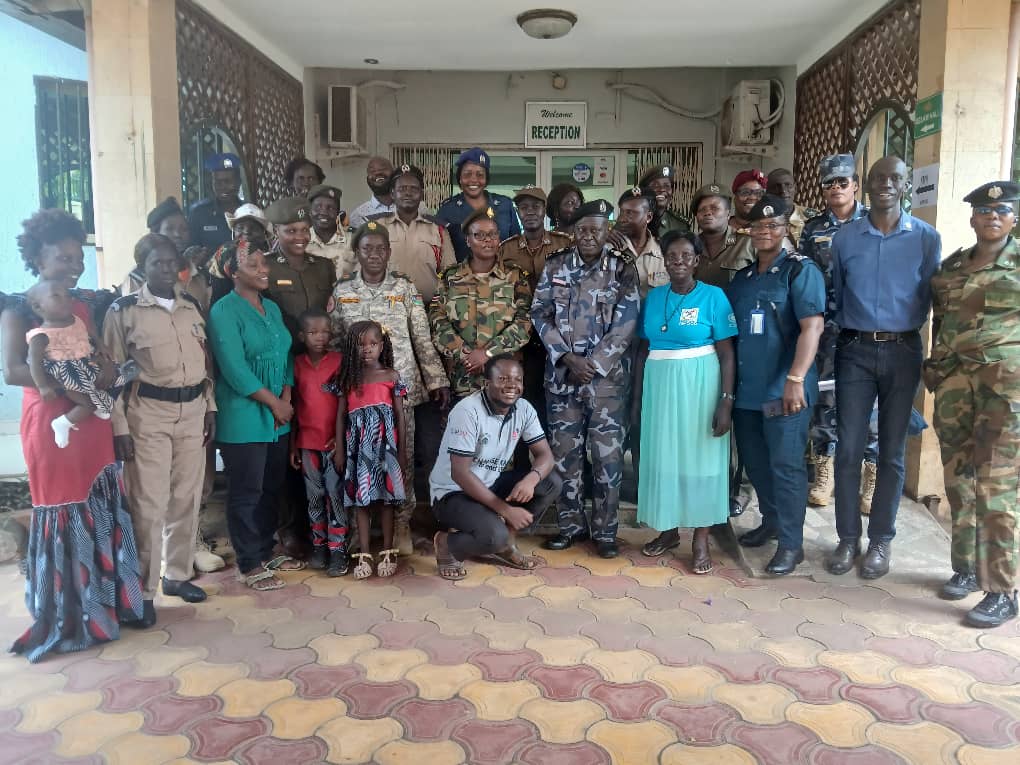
240,565,285,591
485,545,539,570
435,532,466,581
263,555,306,572
691,537,714,575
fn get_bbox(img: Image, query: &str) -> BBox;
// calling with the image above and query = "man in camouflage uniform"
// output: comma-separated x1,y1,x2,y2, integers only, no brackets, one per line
533,200,641,559
798,154,876,509
329,221,451,555
927,180,1020,628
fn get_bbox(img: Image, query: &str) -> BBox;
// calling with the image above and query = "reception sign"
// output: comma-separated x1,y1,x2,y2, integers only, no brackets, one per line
525,101,587,148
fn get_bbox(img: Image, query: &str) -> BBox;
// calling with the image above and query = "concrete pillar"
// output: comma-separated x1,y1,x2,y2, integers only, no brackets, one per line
85,0,180,287
906,0,1014,503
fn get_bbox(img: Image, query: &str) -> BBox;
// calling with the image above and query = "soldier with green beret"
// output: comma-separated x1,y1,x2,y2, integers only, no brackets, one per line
927,180,1020,628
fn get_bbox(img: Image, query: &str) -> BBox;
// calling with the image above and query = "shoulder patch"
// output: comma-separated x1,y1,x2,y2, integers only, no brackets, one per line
110,294,138,311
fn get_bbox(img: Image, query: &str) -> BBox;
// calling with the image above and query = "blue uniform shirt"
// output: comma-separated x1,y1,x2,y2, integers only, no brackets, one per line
726,250,826,410
188,198,234,251
639,281,737,350
435,191,521,262
831,211,941,332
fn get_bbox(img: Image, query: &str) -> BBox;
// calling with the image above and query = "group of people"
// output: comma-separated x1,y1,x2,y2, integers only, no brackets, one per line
3,143,1018,663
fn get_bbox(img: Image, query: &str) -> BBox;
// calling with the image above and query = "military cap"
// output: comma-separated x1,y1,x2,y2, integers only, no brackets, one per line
350,220,391,251
513,185,547,204
265,196,311,225
455,147,491,181
689,183,731,216
146,197,185,231
962,180,1020,205
307,184,342,204
204,152,241,172
572,199,614,222
460,206,498,234
228,203,268,231
732,169,767,193
618,185,656,207
819,153,856,183
746,194,790,222
388,163,425,189
638,165,673,187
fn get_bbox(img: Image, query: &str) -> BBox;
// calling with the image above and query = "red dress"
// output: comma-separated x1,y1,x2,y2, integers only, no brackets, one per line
343,379,407,507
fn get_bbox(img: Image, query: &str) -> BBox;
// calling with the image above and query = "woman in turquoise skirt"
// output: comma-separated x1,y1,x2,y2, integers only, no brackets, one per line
634,231,737,573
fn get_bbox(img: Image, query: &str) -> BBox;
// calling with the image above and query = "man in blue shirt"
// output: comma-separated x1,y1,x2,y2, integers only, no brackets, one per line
726,195,825,575
827,156,942,579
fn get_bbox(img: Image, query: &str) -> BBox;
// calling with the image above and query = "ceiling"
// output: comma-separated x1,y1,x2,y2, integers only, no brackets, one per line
201,0,889,72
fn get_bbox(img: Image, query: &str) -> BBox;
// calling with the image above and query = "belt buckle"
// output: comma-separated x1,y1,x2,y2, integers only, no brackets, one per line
873,331,895,342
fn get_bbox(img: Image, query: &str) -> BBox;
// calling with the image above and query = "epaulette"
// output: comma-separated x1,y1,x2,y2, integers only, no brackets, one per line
364,212,391,222
803,207,820,219
110,294,139,312
940,247,967,270
498,235,519,247
180,292,201,309
420,213,445,226
545,246,573,262
787,252,808,262
389,270,412,282
548,231,572,241
338,271,359,283
613,247,637,265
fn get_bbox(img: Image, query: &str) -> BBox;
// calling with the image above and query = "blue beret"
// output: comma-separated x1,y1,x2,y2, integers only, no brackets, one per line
962,181,1020,205
819,153,855,183
204,153,241,172
455,147,490,170
746,194,789,221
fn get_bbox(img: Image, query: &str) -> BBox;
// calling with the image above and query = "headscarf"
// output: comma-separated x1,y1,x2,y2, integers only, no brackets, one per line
211,237,263,279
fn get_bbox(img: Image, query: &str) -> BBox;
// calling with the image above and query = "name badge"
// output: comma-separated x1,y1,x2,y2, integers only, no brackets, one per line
276,279,293,286
750,308,766,336
203,225,218,231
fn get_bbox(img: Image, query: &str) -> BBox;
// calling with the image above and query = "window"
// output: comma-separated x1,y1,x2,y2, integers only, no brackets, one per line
35,77,93,234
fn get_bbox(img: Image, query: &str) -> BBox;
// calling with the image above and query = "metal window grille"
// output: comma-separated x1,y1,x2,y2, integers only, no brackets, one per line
390,145,457,210
35,76,93,234
631,144,703,222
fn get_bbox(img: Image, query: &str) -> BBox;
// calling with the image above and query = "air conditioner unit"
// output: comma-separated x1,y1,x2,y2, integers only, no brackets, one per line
327,85,366,150
720,79,777,156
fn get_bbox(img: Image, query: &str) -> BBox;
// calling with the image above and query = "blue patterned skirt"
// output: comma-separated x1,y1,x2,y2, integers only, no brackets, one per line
343,403,406,508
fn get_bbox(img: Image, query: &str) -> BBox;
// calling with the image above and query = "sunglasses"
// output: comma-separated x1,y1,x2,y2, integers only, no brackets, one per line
821,178,852,190
973,204,1015,216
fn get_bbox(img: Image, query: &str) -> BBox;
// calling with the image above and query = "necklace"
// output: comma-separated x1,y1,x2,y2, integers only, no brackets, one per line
661,281,696,332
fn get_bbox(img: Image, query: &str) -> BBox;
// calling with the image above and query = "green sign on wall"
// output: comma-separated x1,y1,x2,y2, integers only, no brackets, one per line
914,92,943,140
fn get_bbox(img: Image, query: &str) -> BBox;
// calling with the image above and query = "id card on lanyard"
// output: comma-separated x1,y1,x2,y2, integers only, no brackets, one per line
750,304,766,336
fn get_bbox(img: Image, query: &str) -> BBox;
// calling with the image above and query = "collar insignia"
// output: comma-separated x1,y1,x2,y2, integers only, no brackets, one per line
486,207,495,218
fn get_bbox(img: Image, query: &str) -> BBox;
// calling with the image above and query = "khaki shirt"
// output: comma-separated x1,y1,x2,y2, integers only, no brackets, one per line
618,233,668,299
497,231,573,291
103,283,215,437
264,252,337,342
787,204,814,247
328,271,449,406
306,228,350,276
121,267,213,315
367,212,455,304
696,227,757,289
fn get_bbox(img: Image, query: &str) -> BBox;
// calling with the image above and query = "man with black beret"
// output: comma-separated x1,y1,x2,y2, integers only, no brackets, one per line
610,186,667,298
639,165,691,241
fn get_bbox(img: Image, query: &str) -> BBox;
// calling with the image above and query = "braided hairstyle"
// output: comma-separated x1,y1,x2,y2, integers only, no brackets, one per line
335,320,395,394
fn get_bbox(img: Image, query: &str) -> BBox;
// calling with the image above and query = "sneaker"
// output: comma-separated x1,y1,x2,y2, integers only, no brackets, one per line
965,591,1019,628
194,536,225,573
939,572,979,601
328,549,350,577
308,545,328,570
808,454,834,506
859,460,877,515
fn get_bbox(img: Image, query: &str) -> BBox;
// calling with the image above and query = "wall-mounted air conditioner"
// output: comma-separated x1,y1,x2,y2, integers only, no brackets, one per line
720,79,780,157
327,85,366,151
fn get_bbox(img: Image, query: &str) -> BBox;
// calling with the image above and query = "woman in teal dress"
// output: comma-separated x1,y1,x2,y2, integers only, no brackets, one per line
634,231,737,573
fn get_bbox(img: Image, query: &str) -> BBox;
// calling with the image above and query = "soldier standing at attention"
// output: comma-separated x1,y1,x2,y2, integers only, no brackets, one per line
927,181,1020,628
429,208,532,400
798,154,875,509
329,222,451,556
767,168,815,247
188,153,243,251
436,148,521,262
305,185,349,275
104,234,218,624
533,200,641,559
639,166,690,240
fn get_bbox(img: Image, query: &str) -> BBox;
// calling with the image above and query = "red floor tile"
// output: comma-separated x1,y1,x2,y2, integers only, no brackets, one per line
517,740,612,765
391,697,474,741
289,664,362,698
101,674,177,713
451,719,537,765
526,664,602,701
843,684,926,724
728,721,820,765
337,680,416,719
771,666,846,704
142,694,222,735
470,649,542,681
188,716,270,760
920,701,1020,747
237,735,328,765
657,702,741,744
588,680,666,720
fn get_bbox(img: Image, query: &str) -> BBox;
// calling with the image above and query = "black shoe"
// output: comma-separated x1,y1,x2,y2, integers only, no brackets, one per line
596,540,619,559
766,547,804,576
124,600,156,629
738,524,777,548
543,531,589,551
308,546,329,570
825,540,861,576
965,591,1019,628
860,541,892,580
162,578,207,603
940,572,980,601
328,549,350,577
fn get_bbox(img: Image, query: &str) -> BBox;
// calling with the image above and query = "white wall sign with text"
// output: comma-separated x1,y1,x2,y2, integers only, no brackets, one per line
525,102,587,148
912,163,939,209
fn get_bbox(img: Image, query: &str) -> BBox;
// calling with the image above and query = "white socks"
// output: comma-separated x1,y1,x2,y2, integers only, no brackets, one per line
51,415,76,448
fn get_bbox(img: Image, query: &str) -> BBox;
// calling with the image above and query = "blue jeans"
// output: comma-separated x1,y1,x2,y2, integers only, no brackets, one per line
833,331,922,543
732,406,811,550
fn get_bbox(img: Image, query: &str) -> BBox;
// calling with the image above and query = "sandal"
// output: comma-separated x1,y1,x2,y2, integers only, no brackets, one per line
485,545,539,570
240,565,285,591
377,548,399,578
434,532,466,581
263,555,306,572
642,528,682,557
691,537,714,575
352,552,374,580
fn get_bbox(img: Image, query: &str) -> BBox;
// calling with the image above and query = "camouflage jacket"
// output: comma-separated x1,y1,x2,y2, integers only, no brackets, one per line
329,271,449,406
428,259,532,397
531,246,641,395
930,237,1020,367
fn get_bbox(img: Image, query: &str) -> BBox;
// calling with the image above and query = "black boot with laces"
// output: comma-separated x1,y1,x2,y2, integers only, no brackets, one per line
965,590,1018,628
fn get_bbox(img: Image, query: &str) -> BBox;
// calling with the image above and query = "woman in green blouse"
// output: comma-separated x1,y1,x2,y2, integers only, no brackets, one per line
208,240,306,590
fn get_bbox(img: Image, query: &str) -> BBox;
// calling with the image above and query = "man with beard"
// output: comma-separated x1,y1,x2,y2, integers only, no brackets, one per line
349,156,414,230
767,168,816,246
189,153,243,250
305,185,349,275
639,166,690,240
609,186,667,298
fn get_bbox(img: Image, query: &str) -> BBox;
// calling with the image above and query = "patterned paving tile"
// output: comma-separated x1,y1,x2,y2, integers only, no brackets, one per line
141,694,222,735
656,702,741,745
337,679,417,719
450,719,536,764
470,649,542,681
390,697,474,741
516,739,612,765
525,664,602,701
237,735,329,765
370,619,438,649
728,720,820,765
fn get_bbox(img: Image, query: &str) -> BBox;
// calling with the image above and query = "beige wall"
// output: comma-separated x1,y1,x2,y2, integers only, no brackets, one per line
302,66,797,209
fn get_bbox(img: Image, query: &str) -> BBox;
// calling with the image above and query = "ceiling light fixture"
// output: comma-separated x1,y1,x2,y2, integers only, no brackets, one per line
364,58,379,65
517,9,577,40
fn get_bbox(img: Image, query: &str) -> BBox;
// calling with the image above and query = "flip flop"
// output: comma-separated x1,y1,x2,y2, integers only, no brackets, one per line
434,532,466,581
642,528,682,557
691,538,714,575
484,545,539,570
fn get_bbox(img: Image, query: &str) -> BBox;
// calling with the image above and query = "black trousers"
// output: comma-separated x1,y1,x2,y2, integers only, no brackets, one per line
219,437,289,573
433,469,563,561
414,400,446,502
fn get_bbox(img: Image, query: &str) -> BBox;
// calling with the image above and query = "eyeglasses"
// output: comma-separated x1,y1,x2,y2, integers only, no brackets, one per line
470,232,500,242
749,222,786,233
735,188,765,199
821,178,852,190
973,204,1015,216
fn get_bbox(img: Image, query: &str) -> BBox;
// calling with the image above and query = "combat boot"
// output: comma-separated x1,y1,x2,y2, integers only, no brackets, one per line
808,454,834,506
395,517,413,556
859,460,877,515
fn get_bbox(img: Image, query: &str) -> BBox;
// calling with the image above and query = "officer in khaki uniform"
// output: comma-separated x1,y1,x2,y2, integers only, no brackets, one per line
927,180,1020,628
610,186,668,298
329,221,451,554
104,233,217,624
305,184,349,275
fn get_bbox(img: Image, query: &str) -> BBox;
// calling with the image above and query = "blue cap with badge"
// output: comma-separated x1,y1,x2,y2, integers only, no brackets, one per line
204,152,242,173
818,153,856,183
455,147,491,182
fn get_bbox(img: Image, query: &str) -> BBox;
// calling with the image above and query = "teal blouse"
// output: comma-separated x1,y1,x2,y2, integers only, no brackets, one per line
209,291,294,444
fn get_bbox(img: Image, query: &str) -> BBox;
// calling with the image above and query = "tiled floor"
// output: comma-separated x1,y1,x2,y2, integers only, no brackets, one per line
0,520,1018,764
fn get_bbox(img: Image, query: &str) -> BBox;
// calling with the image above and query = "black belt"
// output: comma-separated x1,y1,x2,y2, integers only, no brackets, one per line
840,329,919,343
136,381,205,403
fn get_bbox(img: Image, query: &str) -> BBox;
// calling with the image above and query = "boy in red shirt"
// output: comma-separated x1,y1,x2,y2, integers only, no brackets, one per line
289,309,348,575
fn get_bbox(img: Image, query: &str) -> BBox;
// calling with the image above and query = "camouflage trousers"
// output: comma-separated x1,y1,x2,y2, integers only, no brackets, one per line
934,360,1020,593
547,389,627,542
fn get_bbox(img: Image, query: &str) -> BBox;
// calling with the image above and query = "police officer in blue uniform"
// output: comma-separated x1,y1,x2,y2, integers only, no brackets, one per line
188,153,244,251
436,147,521,262
726,194,826,575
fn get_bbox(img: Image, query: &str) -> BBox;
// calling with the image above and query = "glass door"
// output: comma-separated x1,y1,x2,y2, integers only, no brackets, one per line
481,151,539,199
540,151,630,217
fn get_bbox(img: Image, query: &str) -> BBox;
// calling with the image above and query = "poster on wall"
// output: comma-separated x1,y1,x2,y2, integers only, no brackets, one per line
911,163,938,208
525,102,587,148
593,156,613,186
